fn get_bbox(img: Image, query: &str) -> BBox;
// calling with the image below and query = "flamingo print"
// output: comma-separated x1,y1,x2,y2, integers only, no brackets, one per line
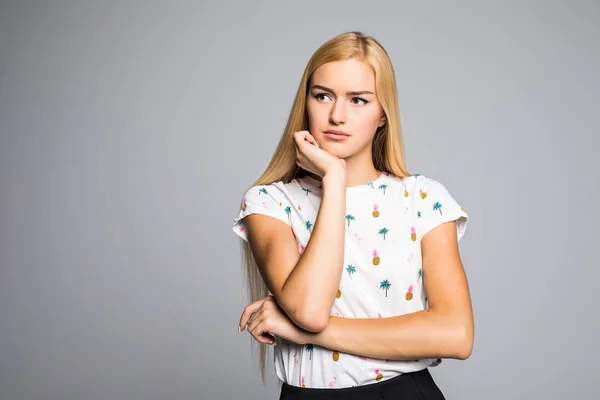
354,232,364,245
328,377,338,388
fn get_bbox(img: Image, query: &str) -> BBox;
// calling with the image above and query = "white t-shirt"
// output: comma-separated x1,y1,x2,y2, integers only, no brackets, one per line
232,172,468,389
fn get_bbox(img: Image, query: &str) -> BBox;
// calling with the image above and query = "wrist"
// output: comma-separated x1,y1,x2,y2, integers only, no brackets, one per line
322,165,346,189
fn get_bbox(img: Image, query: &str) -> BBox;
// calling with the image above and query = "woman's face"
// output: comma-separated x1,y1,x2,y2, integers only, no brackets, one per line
306,58,386,160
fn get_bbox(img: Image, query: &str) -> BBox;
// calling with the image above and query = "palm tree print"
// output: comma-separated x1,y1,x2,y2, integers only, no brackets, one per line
378,184,388,195
301,187,312,196
380,279,392,297
306,344,314,360
259,187,268,195
346,265,356,279
346,214,355,227
378,227,389,240
284,206,292,217
417,268,423,281
433,202,443,215
306,221,313,232
417,210,422,218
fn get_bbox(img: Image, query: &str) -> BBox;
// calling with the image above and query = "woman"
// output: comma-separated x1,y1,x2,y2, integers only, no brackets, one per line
232,31,473,399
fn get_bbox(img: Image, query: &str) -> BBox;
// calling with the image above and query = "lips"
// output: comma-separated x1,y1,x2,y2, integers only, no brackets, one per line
323,130,350,141
324,130,349,136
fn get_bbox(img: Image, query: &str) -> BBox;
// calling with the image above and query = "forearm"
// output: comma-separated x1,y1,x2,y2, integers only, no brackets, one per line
281,170,346,330
303,310,473,360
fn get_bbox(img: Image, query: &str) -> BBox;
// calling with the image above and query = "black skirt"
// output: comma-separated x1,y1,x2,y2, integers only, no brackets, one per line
279,368,445,400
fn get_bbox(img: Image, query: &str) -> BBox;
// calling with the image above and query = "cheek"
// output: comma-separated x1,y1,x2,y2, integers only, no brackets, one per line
353,110,382,138
306,103,326,132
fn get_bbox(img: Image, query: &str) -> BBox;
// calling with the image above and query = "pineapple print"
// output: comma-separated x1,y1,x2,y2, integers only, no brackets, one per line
420,188,427,199
336,288,342,298
372,205,380,218
372,249,380,266
242,197,247,211
375,369,383,381
404,183,409,197
410,226,417,241
332,351,340,362
301,376,306,388
406,284,414,301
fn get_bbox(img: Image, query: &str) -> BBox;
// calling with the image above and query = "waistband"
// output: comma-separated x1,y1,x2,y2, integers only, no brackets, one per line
280,367,433,396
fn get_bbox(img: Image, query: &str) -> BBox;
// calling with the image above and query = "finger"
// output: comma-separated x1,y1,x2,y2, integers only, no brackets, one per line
239,298,267,332
292,130,307,145
248,314,276,345
305,133,319,147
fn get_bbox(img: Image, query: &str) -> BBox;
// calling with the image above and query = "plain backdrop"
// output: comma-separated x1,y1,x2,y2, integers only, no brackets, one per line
1,1,598,399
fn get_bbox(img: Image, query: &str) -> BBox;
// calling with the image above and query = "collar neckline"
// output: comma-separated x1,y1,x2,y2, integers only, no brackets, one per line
299,171,387,191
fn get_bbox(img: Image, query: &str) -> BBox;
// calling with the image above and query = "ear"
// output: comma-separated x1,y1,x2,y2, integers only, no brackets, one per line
378,111,387,127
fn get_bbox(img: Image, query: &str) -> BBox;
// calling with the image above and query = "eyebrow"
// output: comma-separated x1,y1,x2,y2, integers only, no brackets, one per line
309,84,374,96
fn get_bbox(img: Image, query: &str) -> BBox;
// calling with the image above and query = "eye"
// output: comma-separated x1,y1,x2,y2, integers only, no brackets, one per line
314,93,331,102
352,97,369,105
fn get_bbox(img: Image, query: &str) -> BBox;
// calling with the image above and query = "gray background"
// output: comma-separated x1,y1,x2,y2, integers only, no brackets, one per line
1,1,598,399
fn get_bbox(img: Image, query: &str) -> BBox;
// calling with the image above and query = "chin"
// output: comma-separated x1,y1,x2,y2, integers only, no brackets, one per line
320,146,348,159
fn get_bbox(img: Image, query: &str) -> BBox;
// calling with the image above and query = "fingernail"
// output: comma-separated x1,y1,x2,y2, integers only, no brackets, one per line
238,326,241,333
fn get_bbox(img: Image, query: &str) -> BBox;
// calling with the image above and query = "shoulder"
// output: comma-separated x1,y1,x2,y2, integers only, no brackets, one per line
406,174,469,241
239,181,297,207
232,181,295,240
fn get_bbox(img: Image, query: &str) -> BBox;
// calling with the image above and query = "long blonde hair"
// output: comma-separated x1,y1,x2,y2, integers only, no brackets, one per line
239,31,411,384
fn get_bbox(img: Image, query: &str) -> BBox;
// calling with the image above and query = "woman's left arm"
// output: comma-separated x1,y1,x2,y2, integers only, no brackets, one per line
302,221,474,361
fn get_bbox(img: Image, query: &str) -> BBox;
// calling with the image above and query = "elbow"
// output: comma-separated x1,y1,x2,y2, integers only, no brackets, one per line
293,308,329,333
454,322,474,360
277,292,329,332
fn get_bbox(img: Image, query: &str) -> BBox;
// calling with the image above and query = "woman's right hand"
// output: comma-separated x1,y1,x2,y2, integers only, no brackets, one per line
292,130,346,178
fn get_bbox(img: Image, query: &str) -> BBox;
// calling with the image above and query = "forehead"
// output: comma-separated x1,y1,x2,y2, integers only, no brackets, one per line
311,58,376,91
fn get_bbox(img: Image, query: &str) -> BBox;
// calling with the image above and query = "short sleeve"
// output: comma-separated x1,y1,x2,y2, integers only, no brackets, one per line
415,176,468,241
232,184,292,242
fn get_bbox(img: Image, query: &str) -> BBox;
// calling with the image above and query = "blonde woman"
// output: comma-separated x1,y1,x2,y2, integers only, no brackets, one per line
232,31,473,399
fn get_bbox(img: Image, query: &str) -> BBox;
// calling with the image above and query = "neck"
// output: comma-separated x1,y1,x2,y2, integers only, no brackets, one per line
344,153,380,187
306,150,380,187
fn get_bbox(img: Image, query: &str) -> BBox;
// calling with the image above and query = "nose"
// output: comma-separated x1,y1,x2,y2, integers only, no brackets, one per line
329,99,347,125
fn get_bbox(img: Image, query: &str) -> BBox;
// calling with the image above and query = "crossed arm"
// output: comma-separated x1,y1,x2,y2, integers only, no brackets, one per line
242,181,473,361
299,221,474,361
